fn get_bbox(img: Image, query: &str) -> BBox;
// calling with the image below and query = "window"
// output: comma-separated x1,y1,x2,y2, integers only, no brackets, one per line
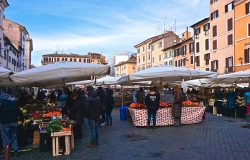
182,45,186,55
159,55,161,61
211,60,218,71
164,61,168,65
169,60,173,66
169,51,172,57
142,66,145,70
225,2,234,13
8,23,12,28
244,48,250,63
117,68,119,71
204,23,210,35
213,40,217,50
148,44,150,49
190,56,194,64
246,2,250,15
210,0,218,5
143,56,145,62
132,65,135,69
143,46,145,52
213,25,217,37
195,27,200,39
124,66,126,70
247,23,250,37
204,53,210,65
152,45,154,51
227,18,233,31
70,58,72,62
183,58,186,66
65,58,68,61
205,39,209,50
211,10,218,20
175,61,177,67
195,56,200,66
79,59,82,62
138,58,140,63
4,52,6,60
196,42,200,53
189,42,194,53
158,42,162,48
57,58,59,61
164,52,167,59
225,56,233,72
152,57,155,63
74,58,76,62
148,54,150,60
137,48,140,53
228,34,233,45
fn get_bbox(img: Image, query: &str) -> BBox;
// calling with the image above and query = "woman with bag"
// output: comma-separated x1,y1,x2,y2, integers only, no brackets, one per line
172,86,183,127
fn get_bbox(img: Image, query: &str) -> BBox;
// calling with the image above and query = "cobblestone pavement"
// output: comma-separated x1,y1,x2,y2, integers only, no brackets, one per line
10,108,250,160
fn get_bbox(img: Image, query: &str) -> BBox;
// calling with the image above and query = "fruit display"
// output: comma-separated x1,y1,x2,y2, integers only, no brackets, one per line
43,111,62,118
159,101,172,108
129,102,145,109
236,99,246,106
182,100,200,107
113,91,133,107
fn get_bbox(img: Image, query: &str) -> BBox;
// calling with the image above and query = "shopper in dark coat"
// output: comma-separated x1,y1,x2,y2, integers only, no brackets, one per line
0,92,24,157
105,89,114,126
226,87,237,118
97,87,108,125
84,86,102,148
68,92,83,139
136,88,145,104
214,86,224,116
145,87,160,129
172,86,183,127
63,87,73,115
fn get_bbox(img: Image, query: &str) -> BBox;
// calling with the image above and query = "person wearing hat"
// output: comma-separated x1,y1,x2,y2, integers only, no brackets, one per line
244,87,250,115
84,86,102,148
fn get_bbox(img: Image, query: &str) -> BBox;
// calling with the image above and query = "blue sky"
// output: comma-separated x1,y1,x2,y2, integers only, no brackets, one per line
4,0,209,67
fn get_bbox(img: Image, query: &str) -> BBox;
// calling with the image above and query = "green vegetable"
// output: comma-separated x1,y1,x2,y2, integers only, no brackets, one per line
46,121,64,135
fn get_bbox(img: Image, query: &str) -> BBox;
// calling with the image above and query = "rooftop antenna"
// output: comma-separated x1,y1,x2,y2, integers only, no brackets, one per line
175,19,177,33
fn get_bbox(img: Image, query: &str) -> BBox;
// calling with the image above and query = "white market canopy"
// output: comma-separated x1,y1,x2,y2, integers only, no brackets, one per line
95,76,121,85
66,80,95,86
10,62,110,87
211,69,250,84
117,65,217,85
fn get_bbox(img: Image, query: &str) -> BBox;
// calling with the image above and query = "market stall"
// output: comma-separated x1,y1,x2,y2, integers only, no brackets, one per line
128,107,205,127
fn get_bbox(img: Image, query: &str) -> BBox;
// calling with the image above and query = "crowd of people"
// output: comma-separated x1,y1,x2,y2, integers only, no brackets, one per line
0,86,115,158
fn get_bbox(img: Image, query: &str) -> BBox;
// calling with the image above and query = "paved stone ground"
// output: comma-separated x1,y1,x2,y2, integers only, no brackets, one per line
9,108,250,160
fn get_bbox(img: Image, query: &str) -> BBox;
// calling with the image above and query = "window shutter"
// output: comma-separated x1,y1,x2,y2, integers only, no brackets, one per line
225,58,229,68
211,61,214,70
216,60,219,69
248,23,250,36
203,24,206,31
216,10,219,17
210,0,213,5
228,34,233,45
225,4,228,13
204,54,207,61
189,43,191,53
231,56,233,68
213,25,217,37
184,45,186,55
245,49,248,63
213,40,217,50
246,3,249,15
211,13,213,20
228,18,233,31
232,3,234,10
198,27,200,34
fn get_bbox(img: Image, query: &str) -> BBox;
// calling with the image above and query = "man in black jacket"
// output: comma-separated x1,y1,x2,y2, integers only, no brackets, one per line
84,86,102,148
0,92,24,157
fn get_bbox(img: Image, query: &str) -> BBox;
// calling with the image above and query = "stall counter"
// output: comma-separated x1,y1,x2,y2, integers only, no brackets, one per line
128,107,205,127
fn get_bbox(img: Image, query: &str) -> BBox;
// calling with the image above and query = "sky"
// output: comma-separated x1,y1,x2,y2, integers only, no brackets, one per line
4,0,209,67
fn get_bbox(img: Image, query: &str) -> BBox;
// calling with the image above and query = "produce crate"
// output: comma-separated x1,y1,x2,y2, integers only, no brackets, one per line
39,133,52,152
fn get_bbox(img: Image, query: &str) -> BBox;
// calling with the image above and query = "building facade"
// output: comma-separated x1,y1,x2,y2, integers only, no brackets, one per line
107,51,134,76
114,56,136,77
3,18,32,71
41,52,107,65
209,0,234,74
171,31,194,69
191,18,210,71
0,0,8,69
234,0,250,71
135,31,180,71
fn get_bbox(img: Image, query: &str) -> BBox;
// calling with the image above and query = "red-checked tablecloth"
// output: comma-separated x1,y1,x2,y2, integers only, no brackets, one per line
128,107,206,126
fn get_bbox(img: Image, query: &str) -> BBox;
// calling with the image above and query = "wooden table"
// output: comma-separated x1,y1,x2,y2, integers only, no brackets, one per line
51,128,74,156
